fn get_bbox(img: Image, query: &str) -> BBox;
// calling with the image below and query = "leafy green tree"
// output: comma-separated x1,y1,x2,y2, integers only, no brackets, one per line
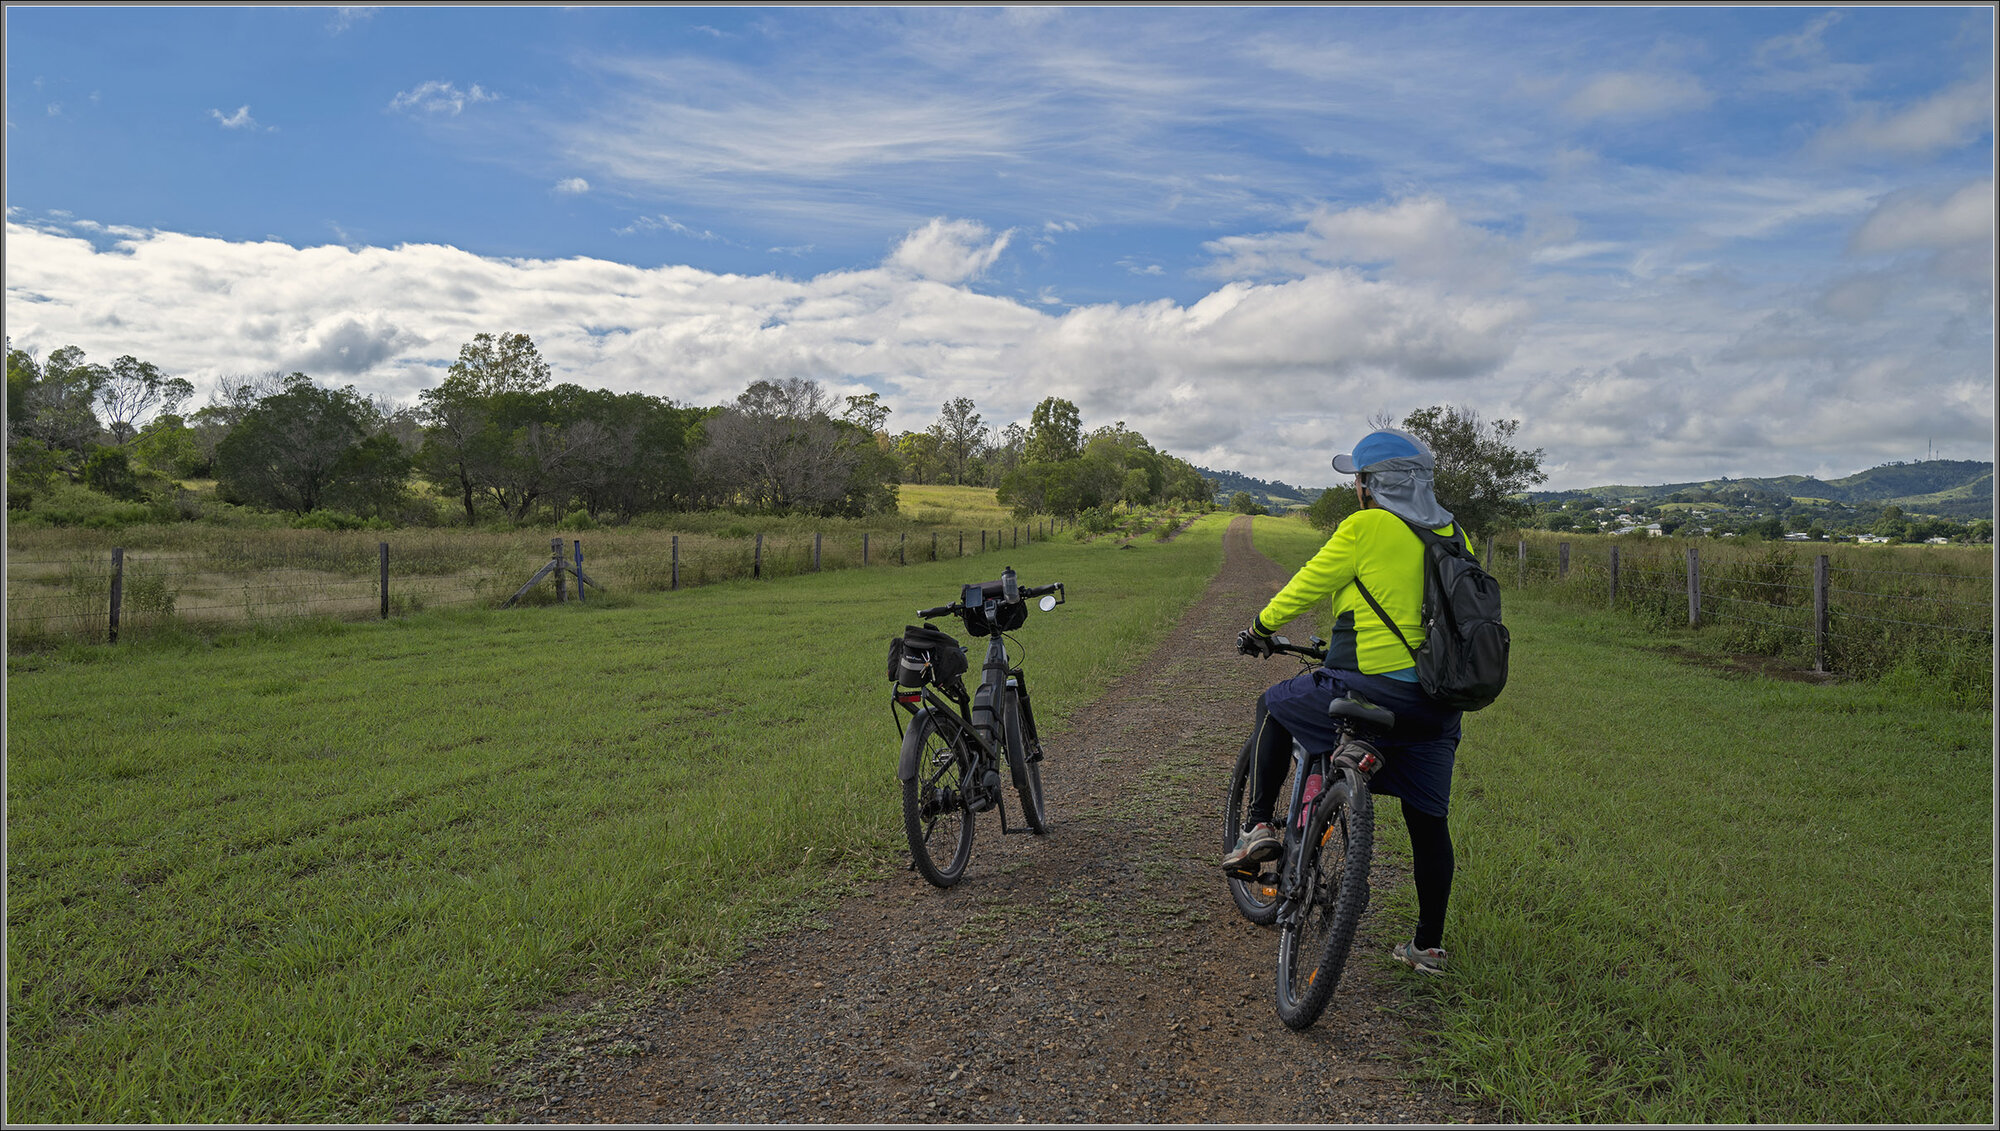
1024,397,1083,463
418,333,554,522
698,377,890,516
83,446,142,500
9,344,107,459
97,355,194,445
1392,405,1546,538
1230,490,1262,515
216,375,406,514
842,392,891,436
1307,483,1360,532
932,396,986,486
894,430,946,485
130,413,207,478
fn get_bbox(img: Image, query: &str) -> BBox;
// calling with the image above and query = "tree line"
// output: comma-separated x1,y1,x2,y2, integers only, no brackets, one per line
5,332,1220,528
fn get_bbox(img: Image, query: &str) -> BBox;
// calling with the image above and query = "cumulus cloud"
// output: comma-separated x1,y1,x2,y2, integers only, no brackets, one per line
1815,77,1993,159
328,7,379,33
554,177,591,195
3,209,1984,492
389,81,499,116
1561,70,1712,121
886,218,1013,283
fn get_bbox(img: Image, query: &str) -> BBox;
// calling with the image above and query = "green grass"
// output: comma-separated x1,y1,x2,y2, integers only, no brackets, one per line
1421,593,1993,1123
5,516,1231,1123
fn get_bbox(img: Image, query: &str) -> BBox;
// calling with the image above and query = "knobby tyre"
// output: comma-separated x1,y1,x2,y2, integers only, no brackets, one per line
1274,767,1374,1029
1001,688,1047,833
901,713,976,887
1224,738,1292,926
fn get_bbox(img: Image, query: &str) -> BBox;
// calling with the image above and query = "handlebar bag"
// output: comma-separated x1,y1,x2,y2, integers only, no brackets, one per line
963,581,1028,636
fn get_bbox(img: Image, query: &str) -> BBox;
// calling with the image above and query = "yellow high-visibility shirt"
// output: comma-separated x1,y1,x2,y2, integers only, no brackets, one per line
1257,507,1458,675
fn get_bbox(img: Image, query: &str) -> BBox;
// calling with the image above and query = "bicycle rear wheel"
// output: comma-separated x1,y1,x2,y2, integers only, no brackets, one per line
1224,739,1292,925
901,713,976,887
1274,766,1373,1029
1002,688,1047,833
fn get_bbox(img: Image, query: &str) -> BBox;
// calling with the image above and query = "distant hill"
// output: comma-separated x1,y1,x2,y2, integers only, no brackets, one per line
1198,466,1323,511
1530,459,1993,519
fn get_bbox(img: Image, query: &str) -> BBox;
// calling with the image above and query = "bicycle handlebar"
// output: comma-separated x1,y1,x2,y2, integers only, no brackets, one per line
1260,634,1328,662
916,580,1064,621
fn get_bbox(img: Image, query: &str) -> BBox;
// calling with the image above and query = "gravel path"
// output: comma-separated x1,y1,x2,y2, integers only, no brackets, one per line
421,517,1499,1124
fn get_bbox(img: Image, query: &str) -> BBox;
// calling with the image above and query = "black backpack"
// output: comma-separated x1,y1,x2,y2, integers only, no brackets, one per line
1354,524,1509,712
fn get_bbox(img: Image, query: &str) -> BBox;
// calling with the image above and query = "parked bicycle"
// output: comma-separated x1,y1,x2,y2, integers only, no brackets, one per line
1223,634,1394,1029
888,566,1066,888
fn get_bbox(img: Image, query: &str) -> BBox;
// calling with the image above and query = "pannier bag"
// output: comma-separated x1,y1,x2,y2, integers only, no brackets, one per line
887,623,969,689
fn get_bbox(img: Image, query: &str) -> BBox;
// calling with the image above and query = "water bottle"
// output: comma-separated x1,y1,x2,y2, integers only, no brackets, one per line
1300,772,1324,817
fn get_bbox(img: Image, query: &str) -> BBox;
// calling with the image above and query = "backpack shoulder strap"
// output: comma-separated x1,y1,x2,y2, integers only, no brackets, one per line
1353,576,1418,661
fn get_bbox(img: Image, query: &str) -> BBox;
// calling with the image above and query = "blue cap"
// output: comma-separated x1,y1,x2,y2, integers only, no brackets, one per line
1332,427,1433,474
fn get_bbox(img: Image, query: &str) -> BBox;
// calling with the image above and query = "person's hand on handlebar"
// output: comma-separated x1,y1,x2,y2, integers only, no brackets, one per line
1236,625,1275,658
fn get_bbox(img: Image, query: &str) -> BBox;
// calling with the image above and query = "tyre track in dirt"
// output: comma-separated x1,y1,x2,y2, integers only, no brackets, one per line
421,517,1498,1124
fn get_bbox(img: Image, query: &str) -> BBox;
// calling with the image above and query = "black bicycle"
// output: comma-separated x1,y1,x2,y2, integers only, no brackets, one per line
889,566,1065,888
1224,634,1395,1029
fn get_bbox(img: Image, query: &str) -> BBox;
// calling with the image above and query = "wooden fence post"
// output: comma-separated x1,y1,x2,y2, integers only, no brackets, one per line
552,538,566,602
814,532,822,572
863,533,870,566
755,532,763,579
932,532,938,561
672,535,679,590
959,531,964,557
982,530,988,553
380,542,390,619
1517,540,1526,588
1559,542,1570,580
1013,525,1018,548
109,547,124,644
574,540,585,604
1686,546,1701,628
899,533,906,566
1814,554,1830,672
1608,545,1620,608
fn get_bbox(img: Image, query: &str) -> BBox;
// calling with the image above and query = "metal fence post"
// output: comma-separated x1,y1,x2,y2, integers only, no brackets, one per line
814,531,822,572
1814,554,1830,672
574,540,585,604
380,542,390,619
1687,546,1701,628
109,547,124,644
1608,545,1620,608
755,532,763,579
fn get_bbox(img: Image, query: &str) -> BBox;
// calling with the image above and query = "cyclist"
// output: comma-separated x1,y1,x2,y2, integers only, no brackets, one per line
1223,426,1464,976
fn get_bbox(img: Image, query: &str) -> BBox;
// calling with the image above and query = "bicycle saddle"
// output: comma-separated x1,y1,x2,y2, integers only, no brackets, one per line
1326,693,1396,731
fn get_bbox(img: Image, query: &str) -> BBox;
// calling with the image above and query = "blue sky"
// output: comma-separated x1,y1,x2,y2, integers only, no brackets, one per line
5,5,1993,491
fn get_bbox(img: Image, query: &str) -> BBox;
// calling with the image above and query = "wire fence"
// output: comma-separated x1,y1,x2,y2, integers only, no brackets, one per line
1486,532,1994,707
6,518,1079,650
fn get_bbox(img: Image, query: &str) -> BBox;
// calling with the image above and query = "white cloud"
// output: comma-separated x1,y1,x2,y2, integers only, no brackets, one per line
1850,179,1995,255
210,105,271,132
1561,70,1712,121
616,214,720,241
554,177,591,195
328,7,379,34
886,218,1013,283
1815,77,1994,159
389,81,499,116
1201,197,1512,288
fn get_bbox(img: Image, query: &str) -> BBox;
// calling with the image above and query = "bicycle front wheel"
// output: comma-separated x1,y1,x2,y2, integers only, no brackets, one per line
1002,688,1047,833
901,713,976,888
1274,766,1374,1030
1224,738,1292,925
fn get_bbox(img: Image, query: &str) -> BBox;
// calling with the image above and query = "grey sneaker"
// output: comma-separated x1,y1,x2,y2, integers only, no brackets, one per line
1394,940,1448,975
1221,823,1283,870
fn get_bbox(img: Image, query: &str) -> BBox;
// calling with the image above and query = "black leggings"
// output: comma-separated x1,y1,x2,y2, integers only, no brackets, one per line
1241,693,1455,951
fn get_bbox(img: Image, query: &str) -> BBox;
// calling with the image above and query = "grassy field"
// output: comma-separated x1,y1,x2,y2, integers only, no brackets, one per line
8,509,1992,1123
4,513,1230,1123
1254,513,1992,1123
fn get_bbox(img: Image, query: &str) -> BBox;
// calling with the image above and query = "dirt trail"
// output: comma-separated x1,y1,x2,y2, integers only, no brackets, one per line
426,517,1497,1124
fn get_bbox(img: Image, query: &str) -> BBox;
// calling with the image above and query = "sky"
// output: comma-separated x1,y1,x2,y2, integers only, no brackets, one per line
4,5,1994,493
